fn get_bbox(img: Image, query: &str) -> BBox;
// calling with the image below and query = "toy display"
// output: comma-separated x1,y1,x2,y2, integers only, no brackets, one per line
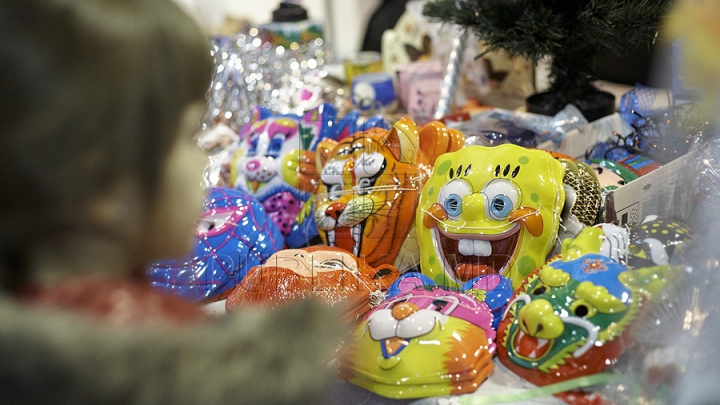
313,118,463,270
497,252,667,389
224,246,399,323
563,217,694,269
147,187,284,302
338,277,496,399
417,144,566,289
220,104,389,246
202,27,334,130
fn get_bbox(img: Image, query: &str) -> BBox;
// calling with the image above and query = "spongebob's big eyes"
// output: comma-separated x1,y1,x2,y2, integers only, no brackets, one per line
438,179,472,219
483,179,520,220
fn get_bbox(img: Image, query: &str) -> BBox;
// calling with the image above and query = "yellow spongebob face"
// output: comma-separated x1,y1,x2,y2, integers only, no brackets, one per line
416,145,565,289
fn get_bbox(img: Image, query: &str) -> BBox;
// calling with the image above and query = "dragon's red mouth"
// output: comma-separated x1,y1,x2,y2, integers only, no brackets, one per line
434,225,520,283
513,328,551,360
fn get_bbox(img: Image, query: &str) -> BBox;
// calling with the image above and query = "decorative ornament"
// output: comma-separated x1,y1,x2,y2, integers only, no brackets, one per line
434,27,467,120
202,29,339,133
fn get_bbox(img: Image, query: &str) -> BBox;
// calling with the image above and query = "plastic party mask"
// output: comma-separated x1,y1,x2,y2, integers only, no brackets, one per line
417,144,565,289
219,104,389,245
225,246,399,323
314,118,463,269
386,272,513,330
497,253,666,387
627,215,693,269
338,278,496,399
224,104,333,237
590,159,638,191
147,187,284,302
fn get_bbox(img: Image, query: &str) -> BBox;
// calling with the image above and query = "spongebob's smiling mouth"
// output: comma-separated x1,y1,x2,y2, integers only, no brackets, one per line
433,224,521,283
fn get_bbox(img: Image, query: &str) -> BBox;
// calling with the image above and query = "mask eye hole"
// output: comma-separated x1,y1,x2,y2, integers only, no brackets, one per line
569,299,597,318
425,295,460,314
490,194,513,218
444,194,463,216
437,179,472,219
266,135,284,158
532,285,547,295
431,299,448,311
482,179,520,220
321,161,345,202
327,184,343,201
248,136,259,156
574,305,589,317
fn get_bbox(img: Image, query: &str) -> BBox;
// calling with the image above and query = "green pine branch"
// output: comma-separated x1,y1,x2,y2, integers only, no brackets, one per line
424,0,671,109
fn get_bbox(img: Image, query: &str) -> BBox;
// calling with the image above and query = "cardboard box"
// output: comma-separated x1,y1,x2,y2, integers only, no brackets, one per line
534,110,692,227
537,112,633,159
604,155,692,226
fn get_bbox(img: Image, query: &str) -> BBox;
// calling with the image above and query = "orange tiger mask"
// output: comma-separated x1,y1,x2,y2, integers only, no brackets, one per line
313,118,463,269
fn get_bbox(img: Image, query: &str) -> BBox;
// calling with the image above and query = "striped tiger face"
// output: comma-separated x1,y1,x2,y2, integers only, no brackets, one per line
314,119,424,268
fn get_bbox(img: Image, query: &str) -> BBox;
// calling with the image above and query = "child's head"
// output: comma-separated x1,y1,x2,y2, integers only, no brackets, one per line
0,0,212,286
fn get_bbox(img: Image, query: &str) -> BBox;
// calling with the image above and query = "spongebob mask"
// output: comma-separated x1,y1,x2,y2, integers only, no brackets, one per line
417,145,565,289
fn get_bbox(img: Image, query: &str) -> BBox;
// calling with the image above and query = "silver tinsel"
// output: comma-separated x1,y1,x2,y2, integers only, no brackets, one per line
434,27,467,120
202,28,337,132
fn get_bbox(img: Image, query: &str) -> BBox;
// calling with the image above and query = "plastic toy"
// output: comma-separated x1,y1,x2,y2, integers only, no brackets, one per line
313,118,463,269
497,252,667,387
338,277,496,399
564,216,694,268
219,104,388,247
284,111,390,247
224,246,399,323
552,154,602,231
462,274,514,329
627,215,693,268
386,272,513,329
590,159,638,191
147,187,284,302
223,104,334,238
417,144,566,289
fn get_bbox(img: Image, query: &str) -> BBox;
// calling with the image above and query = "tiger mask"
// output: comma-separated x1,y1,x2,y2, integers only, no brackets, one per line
313,118,463,269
